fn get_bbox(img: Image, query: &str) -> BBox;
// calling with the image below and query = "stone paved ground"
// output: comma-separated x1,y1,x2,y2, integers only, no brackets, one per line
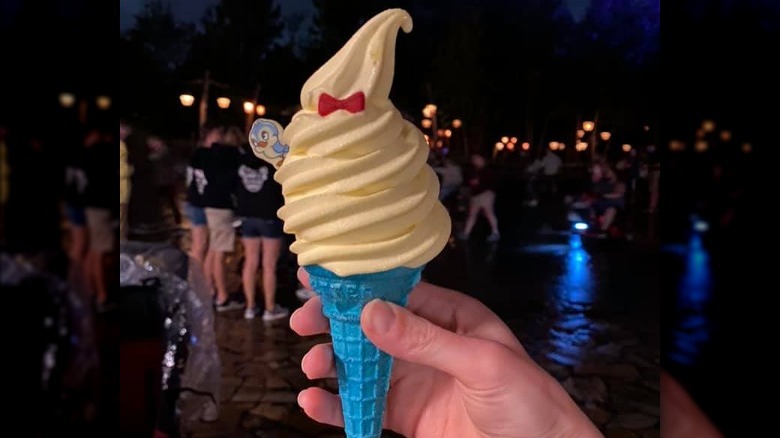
174,198,659,437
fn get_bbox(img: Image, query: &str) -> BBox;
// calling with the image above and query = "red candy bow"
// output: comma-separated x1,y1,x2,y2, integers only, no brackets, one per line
318,91,366,116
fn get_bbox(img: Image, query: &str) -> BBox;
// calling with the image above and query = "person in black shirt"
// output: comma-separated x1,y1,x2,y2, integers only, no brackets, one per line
184,125,220,267
201,126,241,310
63,130,89,284
234,142,288,320
83,127,116,311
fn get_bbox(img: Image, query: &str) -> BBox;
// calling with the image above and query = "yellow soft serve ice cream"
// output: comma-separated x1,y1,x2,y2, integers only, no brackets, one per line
275,9,450,276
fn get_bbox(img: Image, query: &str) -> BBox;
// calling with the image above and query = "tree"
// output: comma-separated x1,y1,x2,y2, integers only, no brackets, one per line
184,0,283,92
125,0,194,72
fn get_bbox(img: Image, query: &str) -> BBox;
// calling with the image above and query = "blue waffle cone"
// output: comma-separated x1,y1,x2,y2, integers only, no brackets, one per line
304,265,423,438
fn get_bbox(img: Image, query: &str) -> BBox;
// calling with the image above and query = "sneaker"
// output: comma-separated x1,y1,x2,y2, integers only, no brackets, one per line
262,305,290,322
486,232,500,242
296,287,317,302
215,298,243,312
244,306,258,320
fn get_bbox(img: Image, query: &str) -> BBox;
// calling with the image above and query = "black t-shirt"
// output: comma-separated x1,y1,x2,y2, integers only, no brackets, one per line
185,147,208,207
201,143,239,209
467,166,497,195
234,144,284,218
63,145,87,207
83,141,116,210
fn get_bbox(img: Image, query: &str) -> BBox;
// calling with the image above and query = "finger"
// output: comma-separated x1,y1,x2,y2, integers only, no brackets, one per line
301,343,336,380
407,282,527,356
298,387,344,428
289,296,330,336
661,373,723,438
361,299,518,390
297,267,312,289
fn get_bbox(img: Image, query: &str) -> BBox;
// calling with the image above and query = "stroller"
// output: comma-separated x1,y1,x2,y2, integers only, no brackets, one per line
120,241,221,437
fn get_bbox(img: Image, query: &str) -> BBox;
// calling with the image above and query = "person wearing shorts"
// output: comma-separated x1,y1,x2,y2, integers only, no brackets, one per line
64,135,89,286
459,154,500,242
234,142,288,320
82,127,116,311
185,126,219,266
201,132,241,311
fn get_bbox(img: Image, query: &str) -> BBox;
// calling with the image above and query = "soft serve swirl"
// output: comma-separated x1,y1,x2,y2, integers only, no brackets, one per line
275,9,451,276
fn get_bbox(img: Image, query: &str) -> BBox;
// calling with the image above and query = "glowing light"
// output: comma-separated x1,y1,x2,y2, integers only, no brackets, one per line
421,118,432,129
558,143,566,150
576,141,588,151
96,96,111,110
742,142,752,153
574,222,588,231
510,137,518,144
622,144,632,152
216,97,231,109
495,142,505,151
582,121,595,132
720,130,732,141
577,129,585,138
693,220,709,233
444,129,452,138
59,92,76,108
507,142,515,151
243,101,255,114
501,136,509,144
521,142,530,150
669,140,685,151
702,119,715,132
179,94,195,107
451,119,462,128
600,131,611,141
255,104,266,116
694,140,708,152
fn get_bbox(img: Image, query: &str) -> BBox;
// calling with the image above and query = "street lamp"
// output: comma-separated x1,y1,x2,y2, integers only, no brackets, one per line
576,129,585,139
694,140,708,152
600,131,611,141
243,101,255,114
742,142,752,153
521,142,530,151
444,129,452,138
669,140,685,152
180,94,195,107
702,119,715,133
216,97,231,109
720,130,732,141
59,92,76,108
96,96,111,110
622,144,632,152
452,119,462,128
576,141,588,151
549,141,559,150
582,121,595,132
421,118,432,129
510,136,518,144
255,104,266,116
558,143,566,150
501,136,509,144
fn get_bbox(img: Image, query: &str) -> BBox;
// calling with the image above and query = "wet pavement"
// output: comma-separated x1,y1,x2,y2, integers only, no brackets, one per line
183,205,660,437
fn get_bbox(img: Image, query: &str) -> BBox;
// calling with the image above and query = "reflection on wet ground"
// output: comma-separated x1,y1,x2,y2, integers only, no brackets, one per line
188,225,660,437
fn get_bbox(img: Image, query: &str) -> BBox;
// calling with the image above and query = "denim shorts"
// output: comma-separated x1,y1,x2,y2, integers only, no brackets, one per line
239,217,284,238
185,203,208,226
64,204,87,226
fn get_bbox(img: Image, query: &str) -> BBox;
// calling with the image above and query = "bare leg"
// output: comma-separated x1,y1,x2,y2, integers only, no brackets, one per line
213,251,228,303
190,225,208,266
601,207,617,230
91,251,107,304
483,204,500,235
204,250,215,296
261,238,282,311
462,201,480,237
241,237,261,309
68,225,88,286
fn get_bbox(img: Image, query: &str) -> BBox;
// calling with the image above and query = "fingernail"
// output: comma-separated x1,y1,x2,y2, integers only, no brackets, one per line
289,309,299,327
301,351,310,374
297,390,305,408
369,300,395,334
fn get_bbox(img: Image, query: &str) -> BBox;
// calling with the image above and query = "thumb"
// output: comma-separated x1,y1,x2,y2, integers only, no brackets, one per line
361,299,505,388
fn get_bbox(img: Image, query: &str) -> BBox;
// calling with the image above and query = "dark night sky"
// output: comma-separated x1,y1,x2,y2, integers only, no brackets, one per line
118,0,592,33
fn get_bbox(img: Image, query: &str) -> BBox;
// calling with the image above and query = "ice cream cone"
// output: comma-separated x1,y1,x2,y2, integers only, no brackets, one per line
305,264,423,438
